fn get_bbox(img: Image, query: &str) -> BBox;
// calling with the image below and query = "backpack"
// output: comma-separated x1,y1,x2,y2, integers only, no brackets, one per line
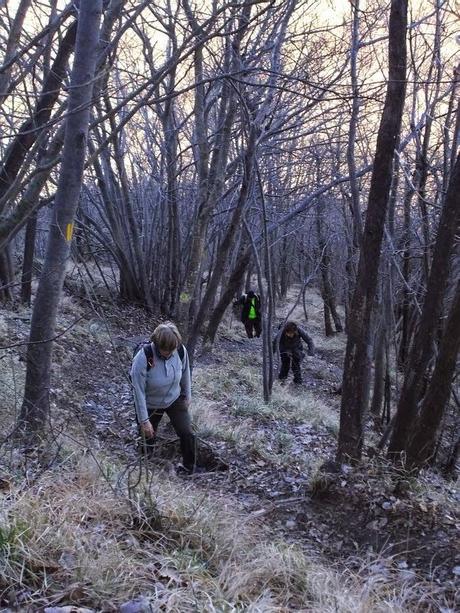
132,341,185,373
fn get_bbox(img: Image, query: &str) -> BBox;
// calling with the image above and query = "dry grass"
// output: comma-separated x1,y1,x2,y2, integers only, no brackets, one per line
194,357,338,432
0,290,455,611
192,320,341,472
0,310,26,410
0,353,23,433
0,452,445,612
192,361,338,470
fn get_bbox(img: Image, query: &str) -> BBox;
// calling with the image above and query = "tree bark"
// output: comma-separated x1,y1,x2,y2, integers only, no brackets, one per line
0,20,77,211
159,69,181,317
346,0,363,248
244,218,272,402
406,281,460,467
389,153,460,455
316,198,342,335
19,0,103,439
20,212,38,306
397,175,414,370
337,0,408,461
204,247,252,346
0,0,32,108
257,162,275,398
370,317,386,422
187,124,257,362
0,125,65,250
0,245,14,301
181,1,251,329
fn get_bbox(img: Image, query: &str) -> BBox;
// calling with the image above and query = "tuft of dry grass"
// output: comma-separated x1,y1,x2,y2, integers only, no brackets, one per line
0,289,455,611
0,354,24,434
194,360,338,432
1,452,447,612
192,335,339,471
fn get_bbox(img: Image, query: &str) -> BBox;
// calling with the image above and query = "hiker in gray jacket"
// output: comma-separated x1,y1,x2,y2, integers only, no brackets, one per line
130,322,201,474
273,320,315,385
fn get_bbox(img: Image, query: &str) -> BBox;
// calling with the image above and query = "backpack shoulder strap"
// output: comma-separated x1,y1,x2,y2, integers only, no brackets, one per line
177,344,185,361
143,343,155,371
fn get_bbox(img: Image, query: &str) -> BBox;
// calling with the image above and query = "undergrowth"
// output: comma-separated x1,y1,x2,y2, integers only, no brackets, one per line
0,292,457,611
0,454,450,612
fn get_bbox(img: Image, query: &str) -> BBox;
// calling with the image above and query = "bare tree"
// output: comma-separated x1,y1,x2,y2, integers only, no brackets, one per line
337,0,408,462
19,0,103,439
388,153,460,457
406,280,460,468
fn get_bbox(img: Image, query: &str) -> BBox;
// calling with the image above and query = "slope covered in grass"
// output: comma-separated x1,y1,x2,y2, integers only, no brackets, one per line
0,288,458,611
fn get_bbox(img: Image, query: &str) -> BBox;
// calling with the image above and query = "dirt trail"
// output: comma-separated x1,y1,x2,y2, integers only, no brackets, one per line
67,298,458,604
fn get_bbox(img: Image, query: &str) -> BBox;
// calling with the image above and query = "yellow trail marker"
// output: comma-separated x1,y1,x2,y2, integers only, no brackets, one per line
66,223,74,241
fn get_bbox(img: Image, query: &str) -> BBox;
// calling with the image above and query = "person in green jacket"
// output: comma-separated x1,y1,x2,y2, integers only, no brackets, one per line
234,290,262,338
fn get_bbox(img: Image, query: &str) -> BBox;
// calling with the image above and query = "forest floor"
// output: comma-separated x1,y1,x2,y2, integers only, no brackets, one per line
0,284,459,612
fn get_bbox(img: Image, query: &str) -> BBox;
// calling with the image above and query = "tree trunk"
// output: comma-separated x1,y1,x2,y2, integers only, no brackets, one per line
258,163,275,398
405,281,460,468
346,0,363,249
19,0,103,440
0,245,14,301
181,39,210,327
112,137,154,312
444,434,460,477
370,318,386,422
204,248,251,346
161,93,181,317
87,141,140,301
278,236,291,299
397,176,414,370
245,218,272,402
186,124,257,362
323,300,334,337
337,0,408,461
0,0,32,108
181,0,251,330
0,20,77,211
0,126,65,250
0,16,77,303
389,153,460,455
20,212,38,306
315,186,342,337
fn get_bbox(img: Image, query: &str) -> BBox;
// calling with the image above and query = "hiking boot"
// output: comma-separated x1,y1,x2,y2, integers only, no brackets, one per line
177,464,207,475
279,377,287,386
293,379,303,385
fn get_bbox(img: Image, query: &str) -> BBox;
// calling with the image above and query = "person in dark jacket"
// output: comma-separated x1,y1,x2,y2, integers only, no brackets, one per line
273,320,314,384
234,290,262,338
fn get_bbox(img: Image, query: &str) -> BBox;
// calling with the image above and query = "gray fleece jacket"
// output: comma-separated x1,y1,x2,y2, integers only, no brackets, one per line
130,343,192,423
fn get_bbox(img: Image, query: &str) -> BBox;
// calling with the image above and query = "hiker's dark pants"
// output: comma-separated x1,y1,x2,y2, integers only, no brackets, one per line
244,318,262,338
279,351,303,383
142,396,196,469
